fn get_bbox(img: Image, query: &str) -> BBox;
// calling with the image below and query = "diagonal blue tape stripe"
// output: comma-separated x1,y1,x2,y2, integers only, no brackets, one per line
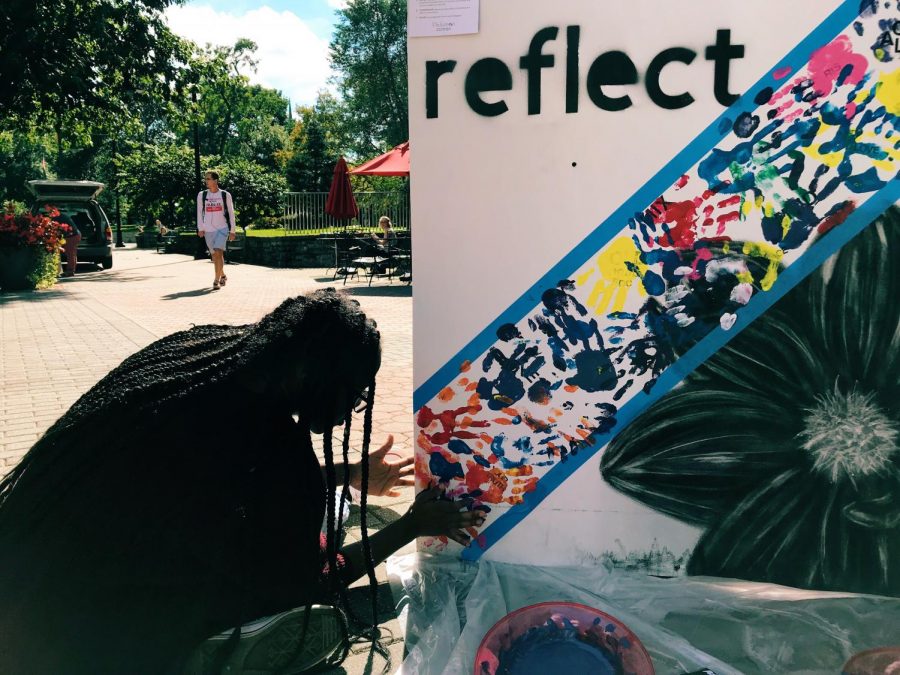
414,0,862,411
462,179,900,561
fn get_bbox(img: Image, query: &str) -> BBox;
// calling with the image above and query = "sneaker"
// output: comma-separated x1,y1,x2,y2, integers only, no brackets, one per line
182,605,346,675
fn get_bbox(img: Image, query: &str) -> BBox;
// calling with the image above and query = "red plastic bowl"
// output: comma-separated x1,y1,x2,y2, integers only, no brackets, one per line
843,647,900,675
474,601,655,675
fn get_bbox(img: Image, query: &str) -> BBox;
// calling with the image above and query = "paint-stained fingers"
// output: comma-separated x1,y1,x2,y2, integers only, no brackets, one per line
448,530,471,546
458,510,486,527
415,485,442,503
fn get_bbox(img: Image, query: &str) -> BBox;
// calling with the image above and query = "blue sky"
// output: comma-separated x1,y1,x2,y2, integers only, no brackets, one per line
165,0,347,107
190,0,344,39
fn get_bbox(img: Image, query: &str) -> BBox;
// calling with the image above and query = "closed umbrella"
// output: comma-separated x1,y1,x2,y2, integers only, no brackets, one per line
325,156,359,224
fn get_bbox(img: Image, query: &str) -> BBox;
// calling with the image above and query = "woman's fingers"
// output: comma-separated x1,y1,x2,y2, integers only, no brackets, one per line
371,435,395,458
458,511,486,527
398,464,415,477
415,485,441,503
396,476,415,487
447,529,471,546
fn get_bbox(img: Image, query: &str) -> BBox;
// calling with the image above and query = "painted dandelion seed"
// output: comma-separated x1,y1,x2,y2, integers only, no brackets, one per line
799,387,899,482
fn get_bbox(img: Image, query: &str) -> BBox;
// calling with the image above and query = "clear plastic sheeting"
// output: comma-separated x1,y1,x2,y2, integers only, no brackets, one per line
387,554,900,675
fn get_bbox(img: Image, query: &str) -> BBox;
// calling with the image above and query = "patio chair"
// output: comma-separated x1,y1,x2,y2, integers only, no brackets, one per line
333,234,361,284
350,237,392,286
391,235,412,284
224,233,245,264
157,231,178,253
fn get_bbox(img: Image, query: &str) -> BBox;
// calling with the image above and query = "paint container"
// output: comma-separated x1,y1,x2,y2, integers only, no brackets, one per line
474,601,654,675
842,647,900,675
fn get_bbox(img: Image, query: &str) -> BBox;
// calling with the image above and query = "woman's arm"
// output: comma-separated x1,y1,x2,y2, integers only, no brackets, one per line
338,486,483,585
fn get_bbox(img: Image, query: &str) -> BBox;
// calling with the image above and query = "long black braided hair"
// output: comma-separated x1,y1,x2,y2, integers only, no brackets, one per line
0,288,384,670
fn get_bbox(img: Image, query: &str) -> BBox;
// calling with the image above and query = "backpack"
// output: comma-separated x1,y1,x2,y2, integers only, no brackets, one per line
201,189,233,230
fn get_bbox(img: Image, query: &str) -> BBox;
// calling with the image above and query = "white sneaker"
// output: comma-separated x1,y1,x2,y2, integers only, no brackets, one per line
183,605,346,674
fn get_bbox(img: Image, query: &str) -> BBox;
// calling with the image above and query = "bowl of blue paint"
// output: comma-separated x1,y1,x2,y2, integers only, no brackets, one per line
475,602,654,675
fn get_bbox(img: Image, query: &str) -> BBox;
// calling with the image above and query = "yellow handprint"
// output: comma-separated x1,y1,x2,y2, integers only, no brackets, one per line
577,237,647,314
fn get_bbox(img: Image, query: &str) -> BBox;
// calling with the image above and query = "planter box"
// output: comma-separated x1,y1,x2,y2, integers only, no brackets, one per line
0,246,57,291
135,232,159,249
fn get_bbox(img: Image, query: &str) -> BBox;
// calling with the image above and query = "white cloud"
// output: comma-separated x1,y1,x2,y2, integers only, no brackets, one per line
327,0,348,8
165,4,334,107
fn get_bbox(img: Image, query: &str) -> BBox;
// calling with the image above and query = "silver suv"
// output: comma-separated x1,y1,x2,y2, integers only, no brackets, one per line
28,180,114,269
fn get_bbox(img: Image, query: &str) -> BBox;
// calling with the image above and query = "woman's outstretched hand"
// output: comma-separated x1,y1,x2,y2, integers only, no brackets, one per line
350,435,415,497
402,485,486,546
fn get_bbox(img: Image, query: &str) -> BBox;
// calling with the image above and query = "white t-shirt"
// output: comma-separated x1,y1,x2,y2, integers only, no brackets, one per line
196,189,235,232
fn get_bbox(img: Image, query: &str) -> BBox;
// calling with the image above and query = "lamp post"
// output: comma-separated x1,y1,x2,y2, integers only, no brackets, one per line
191,82,207,260
113,137,124,248
191,86,202,192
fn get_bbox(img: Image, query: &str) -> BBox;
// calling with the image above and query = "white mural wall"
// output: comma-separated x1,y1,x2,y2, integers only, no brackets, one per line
410,0,900,596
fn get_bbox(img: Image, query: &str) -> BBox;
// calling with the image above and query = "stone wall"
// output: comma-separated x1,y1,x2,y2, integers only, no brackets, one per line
242,236,336,268
159,232,339,268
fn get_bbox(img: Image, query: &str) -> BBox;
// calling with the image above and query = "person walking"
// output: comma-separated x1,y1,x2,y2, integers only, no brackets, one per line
196,170,236,290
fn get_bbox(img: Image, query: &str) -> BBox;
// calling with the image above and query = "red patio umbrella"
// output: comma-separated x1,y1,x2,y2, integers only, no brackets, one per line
349,142,410,177
325,156,359,221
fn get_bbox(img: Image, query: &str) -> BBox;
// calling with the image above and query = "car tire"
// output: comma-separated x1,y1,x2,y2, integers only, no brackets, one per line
101,256,114,270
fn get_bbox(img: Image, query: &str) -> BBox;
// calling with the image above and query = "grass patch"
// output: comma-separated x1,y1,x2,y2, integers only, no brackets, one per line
174,228,409,239
245,228,409,238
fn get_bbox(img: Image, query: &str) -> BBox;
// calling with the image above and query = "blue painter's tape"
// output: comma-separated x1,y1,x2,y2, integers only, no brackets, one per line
462,179,900,561
414,0,862,411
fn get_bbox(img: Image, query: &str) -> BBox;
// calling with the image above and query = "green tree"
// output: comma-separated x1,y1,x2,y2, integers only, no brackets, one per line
0,0,190,128
218,158,287,229
286,117,333,192
183,41,291,164
0,129,52,202
117,144,212,227
330,0,408,155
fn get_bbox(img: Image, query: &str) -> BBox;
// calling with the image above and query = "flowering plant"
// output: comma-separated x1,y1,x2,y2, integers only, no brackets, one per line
0,203,70,253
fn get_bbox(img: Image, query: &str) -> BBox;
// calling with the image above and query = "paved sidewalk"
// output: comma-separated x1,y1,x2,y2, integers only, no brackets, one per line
0,246,414,673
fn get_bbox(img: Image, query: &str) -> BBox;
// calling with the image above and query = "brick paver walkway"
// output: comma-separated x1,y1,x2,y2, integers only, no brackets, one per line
0,246,414,673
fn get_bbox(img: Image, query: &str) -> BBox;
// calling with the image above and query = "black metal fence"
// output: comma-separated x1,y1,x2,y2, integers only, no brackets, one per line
282,191,410,232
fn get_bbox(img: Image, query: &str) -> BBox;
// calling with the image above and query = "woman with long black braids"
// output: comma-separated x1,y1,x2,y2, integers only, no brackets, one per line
0,288,480,674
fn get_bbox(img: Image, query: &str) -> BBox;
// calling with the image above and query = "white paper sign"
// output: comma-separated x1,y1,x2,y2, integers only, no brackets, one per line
409,0,479,37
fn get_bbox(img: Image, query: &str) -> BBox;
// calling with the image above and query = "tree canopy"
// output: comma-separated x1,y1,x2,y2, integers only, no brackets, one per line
330,0,408,156
0,0,191,128
0,1,412,222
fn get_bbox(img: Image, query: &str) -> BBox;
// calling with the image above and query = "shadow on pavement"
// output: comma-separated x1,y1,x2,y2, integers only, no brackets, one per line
326,581,404,675
161,288,216,300
327,504,406,674
0,288,69,303
341,285,412,299
64,274,163,284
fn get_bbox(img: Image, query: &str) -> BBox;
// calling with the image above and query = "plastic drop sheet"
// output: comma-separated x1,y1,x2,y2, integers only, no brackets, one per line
387,554,900,675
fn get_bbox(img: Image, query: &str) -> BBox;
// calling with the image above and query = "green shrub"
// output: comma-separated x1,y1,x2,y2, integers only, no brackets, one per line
27,248,60,289
247,216,283,231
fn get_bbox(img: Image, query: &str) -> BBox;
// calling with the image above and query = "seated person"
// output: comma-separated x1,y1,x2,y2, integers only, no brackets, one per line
371,216,397,250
